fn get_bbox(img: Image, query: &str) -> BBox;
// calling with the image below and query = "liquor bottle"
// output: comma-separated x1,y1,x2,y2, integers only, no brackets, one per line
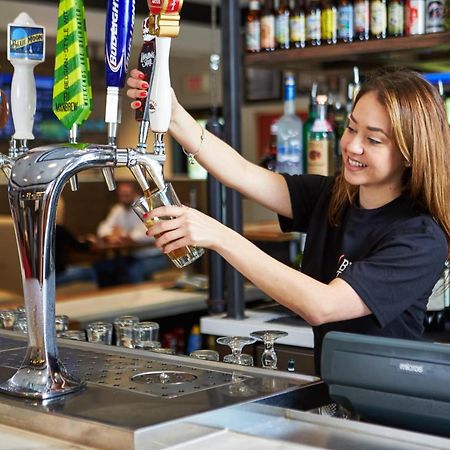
333,96,347,172
405,0,425,35
261,0,276,51
425,0,445,33
290,0,306,48
354,0,370,39
276,72,304,175
388,0,404,36
321,0,338,44
246,0,261,53
306,0,322,45
303,82,318,172
135,18,156,121
276,0,291,49
338,0,354,42
260,119,278,171
370,0,387,38
307,95,335,176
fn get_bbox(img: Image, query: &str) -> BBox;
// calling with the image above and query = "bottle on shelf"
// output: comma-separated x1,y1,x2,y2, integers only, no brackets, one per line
337,0,354,42
370,0,387,39
321,0,338,44
246,0,262,53
276,72,304,175
404,0,425,35
333,95,347,172
425,0,445,33
290,0,306,48
303,81,318,173
260,119,278,171
306,0,322,45
388,0,404,36
276,0,291,49
261,0,276,51
307,94,336,176
354,0,370,40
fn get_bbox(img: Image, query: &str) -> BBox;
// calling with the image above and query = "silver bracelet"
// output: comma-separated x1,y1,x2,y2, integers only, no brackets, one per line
182,125,206,165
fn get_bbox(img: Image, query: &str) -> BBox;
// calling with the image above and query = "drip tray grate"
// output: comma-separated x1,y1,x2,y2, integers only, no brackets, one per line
0,338,239,399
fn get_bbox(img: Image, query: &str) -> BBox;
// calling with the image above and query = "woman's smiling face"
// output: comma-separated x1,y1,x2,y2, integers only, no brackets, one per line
340,91,407,208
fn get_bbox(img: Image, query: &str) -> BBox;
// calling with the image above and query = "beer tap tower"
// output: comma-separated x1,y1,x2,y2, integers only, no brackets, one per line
0,0,184,400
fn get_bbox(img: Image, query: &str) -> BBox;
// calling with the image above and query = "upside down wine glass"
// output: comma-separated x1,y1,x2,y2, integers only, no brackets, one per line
250,330,288,369
216,336,256,366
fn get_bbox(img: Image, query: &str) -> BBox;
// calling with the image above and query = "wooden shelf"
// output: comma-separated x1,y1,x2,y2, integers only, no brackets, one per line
245,32,450,72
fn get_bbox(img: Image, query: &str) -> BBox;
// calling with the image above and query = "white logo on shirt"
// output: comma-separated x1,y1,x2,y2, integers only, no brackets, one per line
336,255,352,276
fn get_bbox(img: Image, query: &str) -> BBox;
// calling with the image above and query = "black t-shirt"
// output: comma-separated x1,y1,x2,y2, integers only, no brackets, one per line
278,174,448,374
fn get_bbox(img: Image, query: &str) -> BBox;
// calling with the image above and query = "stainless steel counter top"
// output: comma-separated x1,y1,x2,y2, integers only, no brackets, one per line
0,331,318,449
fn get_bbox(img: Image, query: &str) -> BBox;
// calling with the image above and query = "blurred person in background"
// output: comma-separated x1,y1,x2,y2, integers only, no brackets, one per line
95,182,168,285
55,197,98,286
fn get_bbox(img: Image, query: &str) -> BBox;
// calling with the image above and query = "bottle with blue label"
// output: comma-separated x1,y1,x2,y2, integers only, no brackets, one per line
276,72,303,175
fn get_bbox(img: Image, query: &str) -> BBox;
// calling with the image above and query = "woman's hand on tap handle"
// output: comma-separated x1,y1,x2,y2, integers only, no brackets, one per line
126,68,180,117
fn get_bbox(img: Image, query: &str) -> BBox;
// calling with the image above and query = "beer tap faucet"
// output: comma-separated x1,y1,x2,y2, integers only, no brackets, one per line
134,0,183,191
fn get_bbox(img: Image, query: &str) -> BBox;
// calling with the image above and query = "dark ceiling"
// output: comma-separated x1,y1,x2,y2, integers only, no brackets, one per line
11,1,247,26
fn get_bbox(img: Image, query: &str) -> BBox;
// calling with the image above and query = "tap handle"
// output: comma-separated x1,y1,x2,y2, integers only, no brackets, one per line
105,0,136,141
7,13,45,141
148,36,172,134
135,17,156,122
102,167,116,191
52,0,92,131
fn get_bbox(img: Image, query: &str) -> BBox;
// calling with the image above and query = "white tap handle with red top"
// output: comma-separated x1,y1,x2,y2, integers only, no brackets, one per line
148,36,171,133
146,0,183,135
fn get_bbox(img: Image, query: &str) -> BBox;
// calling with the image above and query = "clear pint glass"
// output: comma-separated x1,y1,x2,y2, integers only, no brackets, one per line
132,183,204,268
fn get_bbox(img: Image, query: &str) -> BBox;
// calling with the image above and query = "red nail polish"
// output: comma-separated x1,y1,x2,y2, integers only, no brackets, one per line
133,101,141,108
140,91,147,97
141,82,149,89
138,73,145,80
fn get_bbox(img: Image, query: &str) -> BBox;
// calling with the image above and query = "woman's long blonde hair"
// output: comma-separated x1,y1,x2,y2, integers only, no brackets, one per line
329,68,450,259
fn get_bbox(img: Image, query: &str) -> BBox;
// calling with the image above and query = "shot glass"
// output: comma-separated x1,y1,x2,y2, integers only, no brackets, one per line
0,310,17,330
55,315,69,335
132,183,205,269
60,330,86,341
13,316,28,334
133,321,160,349
86,322,113,345
113,315,139,347
189,349,220,361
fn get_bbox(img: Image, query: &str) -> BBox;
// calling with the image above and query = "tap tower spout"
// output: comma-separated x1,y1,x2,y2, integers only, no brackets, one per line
0,143,120,399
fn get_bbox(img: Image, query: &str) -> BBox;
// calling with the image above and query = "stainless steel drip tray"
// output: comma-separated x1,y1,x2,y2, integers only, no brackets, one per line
0,342,237,399
0,332,317,450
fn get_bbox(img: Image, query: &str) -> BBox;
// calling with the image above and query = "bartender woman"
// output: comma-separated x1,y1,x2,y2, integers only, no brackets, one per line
127,68,450,374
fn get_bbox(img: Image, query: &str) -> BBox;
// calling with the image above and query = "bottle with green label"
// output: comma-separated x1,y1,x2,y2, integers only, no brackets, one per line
388,0,404,36
307,95,335,176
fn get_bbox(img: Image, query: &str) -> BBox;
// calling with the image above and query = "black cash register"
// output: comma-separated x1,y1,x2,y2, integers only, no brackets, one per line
321,332,450,437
